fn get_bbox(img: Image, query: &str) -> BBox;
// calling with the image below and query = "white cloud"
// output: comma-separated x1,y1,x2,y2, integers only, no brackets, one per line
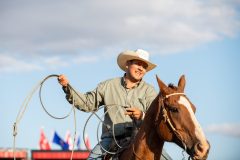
43,56,69,70
0,54,42,73
73,55,99,64
205,123,240,137
0,0,239,72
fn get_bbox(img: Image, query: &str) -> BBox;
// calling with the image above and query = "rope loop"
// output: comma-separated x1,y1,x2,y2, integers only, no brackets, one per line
39,74,74,119
13,74,77,160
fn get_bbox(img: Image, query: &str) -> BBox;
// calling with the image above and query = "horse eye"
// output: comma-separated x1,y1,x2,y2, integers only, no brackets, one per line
168,107,178,113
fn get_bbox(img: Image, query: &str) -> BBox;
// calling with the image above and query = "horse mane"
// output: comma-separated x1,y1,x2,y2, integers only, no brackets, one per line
168,83,177,90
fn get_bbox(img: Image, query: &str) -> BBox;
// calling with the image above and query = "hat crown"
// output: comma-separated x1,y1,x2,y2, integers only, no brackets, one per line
135,49,149,61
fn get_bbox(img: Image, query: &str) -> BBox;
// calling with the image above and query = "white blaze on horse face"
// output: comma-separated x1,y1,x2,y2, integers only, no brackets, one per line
178,96,207,144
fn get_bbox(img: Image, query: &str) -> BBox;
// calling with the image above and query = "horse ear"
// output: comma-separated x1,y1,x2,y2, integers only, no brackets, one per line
156,75,168,95
178,75,186,92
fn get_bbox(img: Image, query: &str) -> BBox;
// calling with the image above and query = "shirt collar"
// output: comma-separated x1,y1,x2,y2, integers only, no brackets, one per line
121,73,142,89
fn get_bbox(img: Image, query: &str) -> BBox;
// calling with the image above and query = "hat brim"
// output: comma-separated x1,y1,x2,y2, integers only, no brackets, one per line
117,50,157,72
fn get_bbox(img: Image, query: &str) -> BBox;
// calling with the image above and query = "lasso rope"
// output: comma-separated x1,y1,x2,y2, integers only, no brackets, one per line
39,74,74,119
83,104,132,156
12,74,77,160
12,74,141,159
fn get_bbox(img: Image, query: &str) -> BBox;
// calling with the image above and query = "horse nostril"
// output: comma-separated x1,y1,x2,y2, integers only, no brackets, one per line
195,143,204,152
190,141,210,159
194,141,210,155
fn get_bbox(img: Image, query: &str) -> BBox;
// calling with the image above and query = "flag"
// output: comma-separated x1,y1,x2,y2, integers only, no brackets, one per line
65,130,73,150
84,134,91,150
39,128,51,150
52,131,69,150
76,135,81,150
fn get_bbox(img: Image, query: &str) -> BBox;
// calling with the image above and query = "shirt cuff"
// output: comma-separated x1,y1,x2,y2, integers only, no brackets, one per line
62,86,70,94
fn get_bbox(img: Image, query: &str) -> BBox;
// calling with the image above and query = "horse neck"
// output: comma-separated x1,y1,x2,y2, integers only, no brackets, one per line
130,97,165,159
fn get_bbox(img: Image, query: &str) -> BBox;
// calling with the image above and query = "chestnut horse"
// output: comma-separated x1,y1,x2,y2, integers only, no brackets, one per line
117,75,210,160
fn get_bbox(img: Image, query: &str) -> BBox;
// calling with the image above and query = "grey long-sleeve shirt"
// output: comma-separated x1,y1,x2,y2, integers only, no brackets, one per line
63,76,157,138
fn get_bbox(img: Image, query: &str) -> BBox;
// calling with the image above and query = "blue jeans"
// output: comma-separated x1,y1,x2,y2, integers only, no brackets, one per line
87,138,112,160
87,138,172,160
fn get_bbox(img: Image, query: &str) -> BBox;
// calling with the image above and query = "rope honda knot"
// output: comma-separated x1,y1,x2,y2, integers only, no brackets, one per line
13,122,17,137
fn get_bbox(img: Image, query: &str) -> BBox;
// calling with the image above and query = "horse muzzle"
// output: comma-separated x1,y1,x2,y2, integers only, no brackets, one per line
188,141,210,160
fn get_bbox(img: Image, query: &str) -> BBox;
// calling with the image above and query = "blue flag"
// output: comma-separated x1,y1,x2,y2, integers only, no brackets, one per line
52,131,69,150
76,135,81,150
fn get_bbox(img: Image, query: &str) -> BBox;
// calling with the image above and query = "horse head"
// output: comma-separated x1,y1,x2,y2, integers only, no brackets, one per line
155,75,210,160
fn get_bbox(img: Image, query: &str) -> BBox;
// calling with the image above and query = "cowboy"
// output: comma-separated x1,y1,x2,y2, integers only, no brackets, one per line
58,49,172,160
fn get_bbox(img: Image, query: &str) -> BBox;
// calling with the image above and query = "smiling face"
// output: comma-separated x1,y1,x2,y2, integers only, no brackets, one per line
125,59,148,82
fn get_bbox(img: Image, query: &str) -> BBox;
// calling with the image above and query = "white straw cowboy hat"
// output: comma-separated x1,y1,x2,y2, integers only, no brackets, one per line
117,49,157,72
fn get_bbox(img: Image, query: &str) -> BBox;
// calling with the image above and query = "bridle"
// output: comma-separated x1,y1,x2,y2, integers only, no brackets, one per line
159,92,188,156
160,92,185,133
132,92,190,160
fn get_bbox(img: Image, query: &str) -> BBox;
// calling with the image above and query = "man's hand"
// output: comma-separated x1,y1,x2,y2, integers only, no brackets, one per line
125,107,143,120
58,74,69,87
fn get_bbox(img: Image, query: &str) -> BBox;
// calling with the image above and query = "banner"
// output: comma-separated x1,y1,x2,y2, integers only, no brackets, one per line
39,128,51,150
52,131,69,150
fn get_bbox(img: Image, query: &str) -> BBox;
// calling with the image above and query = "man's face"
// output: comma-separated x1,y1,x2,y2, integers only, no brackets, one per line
126,59,148,81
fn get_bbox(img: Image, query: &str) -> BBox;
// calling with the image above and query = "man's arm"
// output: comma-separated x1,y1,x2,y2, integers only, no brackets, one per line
58,74,104,112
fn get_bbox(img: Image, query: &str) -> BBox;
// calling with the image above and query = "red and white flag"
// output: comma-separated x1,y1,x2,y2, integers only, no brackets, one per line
39,128,51,150
65,130,73,150
84,134,91,150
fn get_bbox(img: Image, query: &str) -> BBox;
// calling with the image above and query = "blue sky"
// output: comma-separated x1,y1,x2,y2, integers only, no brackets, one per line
1,0,240,159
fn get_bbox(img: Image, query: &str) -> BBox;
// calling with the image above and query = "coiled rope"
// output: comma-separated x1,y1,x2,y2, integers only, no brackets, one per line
13,74,77,160
12,74,134,159
84,104,133,156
